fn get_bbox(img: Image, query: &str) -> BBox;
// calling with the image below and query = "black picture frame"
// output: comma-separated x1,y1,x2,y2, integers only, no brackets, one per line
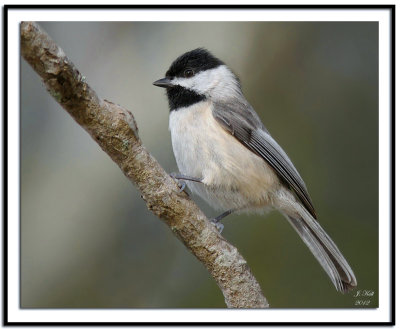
4,4,395,326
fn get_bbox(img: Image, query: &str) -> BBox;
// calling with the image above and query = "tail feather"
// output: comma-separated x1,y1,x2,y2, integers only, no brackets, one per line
286,212,357,293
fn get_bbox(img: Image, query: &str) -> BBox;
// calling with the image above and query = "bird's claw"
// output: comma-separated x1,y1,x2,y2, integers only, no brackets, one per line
170,172,186,193
177,180,186,192
210,218,224,233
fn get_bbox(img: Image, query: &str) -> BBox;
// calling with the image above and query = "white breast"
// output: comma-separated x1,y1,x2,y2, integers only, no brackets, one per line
169,101,280,211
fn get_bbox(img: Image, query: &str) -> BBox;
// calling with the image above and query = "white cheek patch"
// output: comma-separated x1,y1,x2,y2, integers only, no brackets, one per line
171,65,242,100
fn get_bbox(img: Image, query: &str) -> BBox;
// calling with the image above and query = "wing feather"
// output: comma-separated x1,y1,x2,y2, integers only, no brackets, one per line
213,101,317,218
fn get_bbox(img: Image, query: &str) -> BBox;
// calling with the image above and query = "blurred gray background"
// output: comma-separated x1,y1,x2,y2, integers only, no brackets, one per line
21,22,378,308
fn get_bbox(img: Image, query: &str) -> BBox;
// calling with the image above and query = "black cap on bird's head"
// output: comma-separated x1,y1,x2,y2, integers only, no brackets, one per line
166,48,224,79
153,48,224,88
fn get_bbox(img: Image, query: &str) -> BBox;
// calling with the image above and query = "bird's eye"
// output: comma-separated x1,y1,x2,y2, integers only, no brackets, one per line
184,69,194,78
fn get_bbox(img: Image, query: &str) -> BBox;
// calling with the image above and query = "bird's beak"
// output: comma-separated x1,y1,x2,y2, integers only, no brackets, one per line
153,78,174,88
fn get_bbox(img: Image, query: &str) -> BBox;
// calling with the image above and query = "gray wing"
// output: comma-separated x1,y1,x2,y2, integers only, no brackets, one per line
213,101,317,219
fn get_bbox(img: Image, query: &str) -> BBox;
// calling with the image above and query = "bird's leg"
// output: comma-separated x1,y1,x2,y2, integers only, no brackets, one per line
210,209,235,233
170,172,203,183
170,172,203,192
213,209,235,222
170,172,234,233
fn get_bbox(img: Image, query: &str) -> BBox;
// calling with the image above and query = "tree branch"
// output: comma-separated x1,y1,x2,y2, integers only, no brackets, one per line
20,21,269,309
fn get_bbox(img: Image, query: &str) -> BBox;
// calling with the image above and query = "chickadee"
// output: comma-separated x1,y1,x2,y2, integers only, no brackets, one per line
153,48,356,293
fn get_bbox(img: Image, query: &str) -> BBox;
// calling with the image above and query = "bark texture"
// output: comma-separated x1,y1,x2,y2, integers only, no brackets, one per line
20,21,269,308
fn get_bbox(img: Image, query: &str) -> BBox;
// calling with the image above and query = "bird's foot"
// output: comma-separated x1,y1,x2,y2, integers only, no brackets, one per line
209,209,235,234
210,218,224,233
170,172,203,192
170,172,187,192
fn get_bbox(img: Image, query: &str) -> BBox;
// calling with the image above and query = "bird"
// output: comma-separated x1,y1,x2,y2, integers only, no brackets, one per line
153,48,357,293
